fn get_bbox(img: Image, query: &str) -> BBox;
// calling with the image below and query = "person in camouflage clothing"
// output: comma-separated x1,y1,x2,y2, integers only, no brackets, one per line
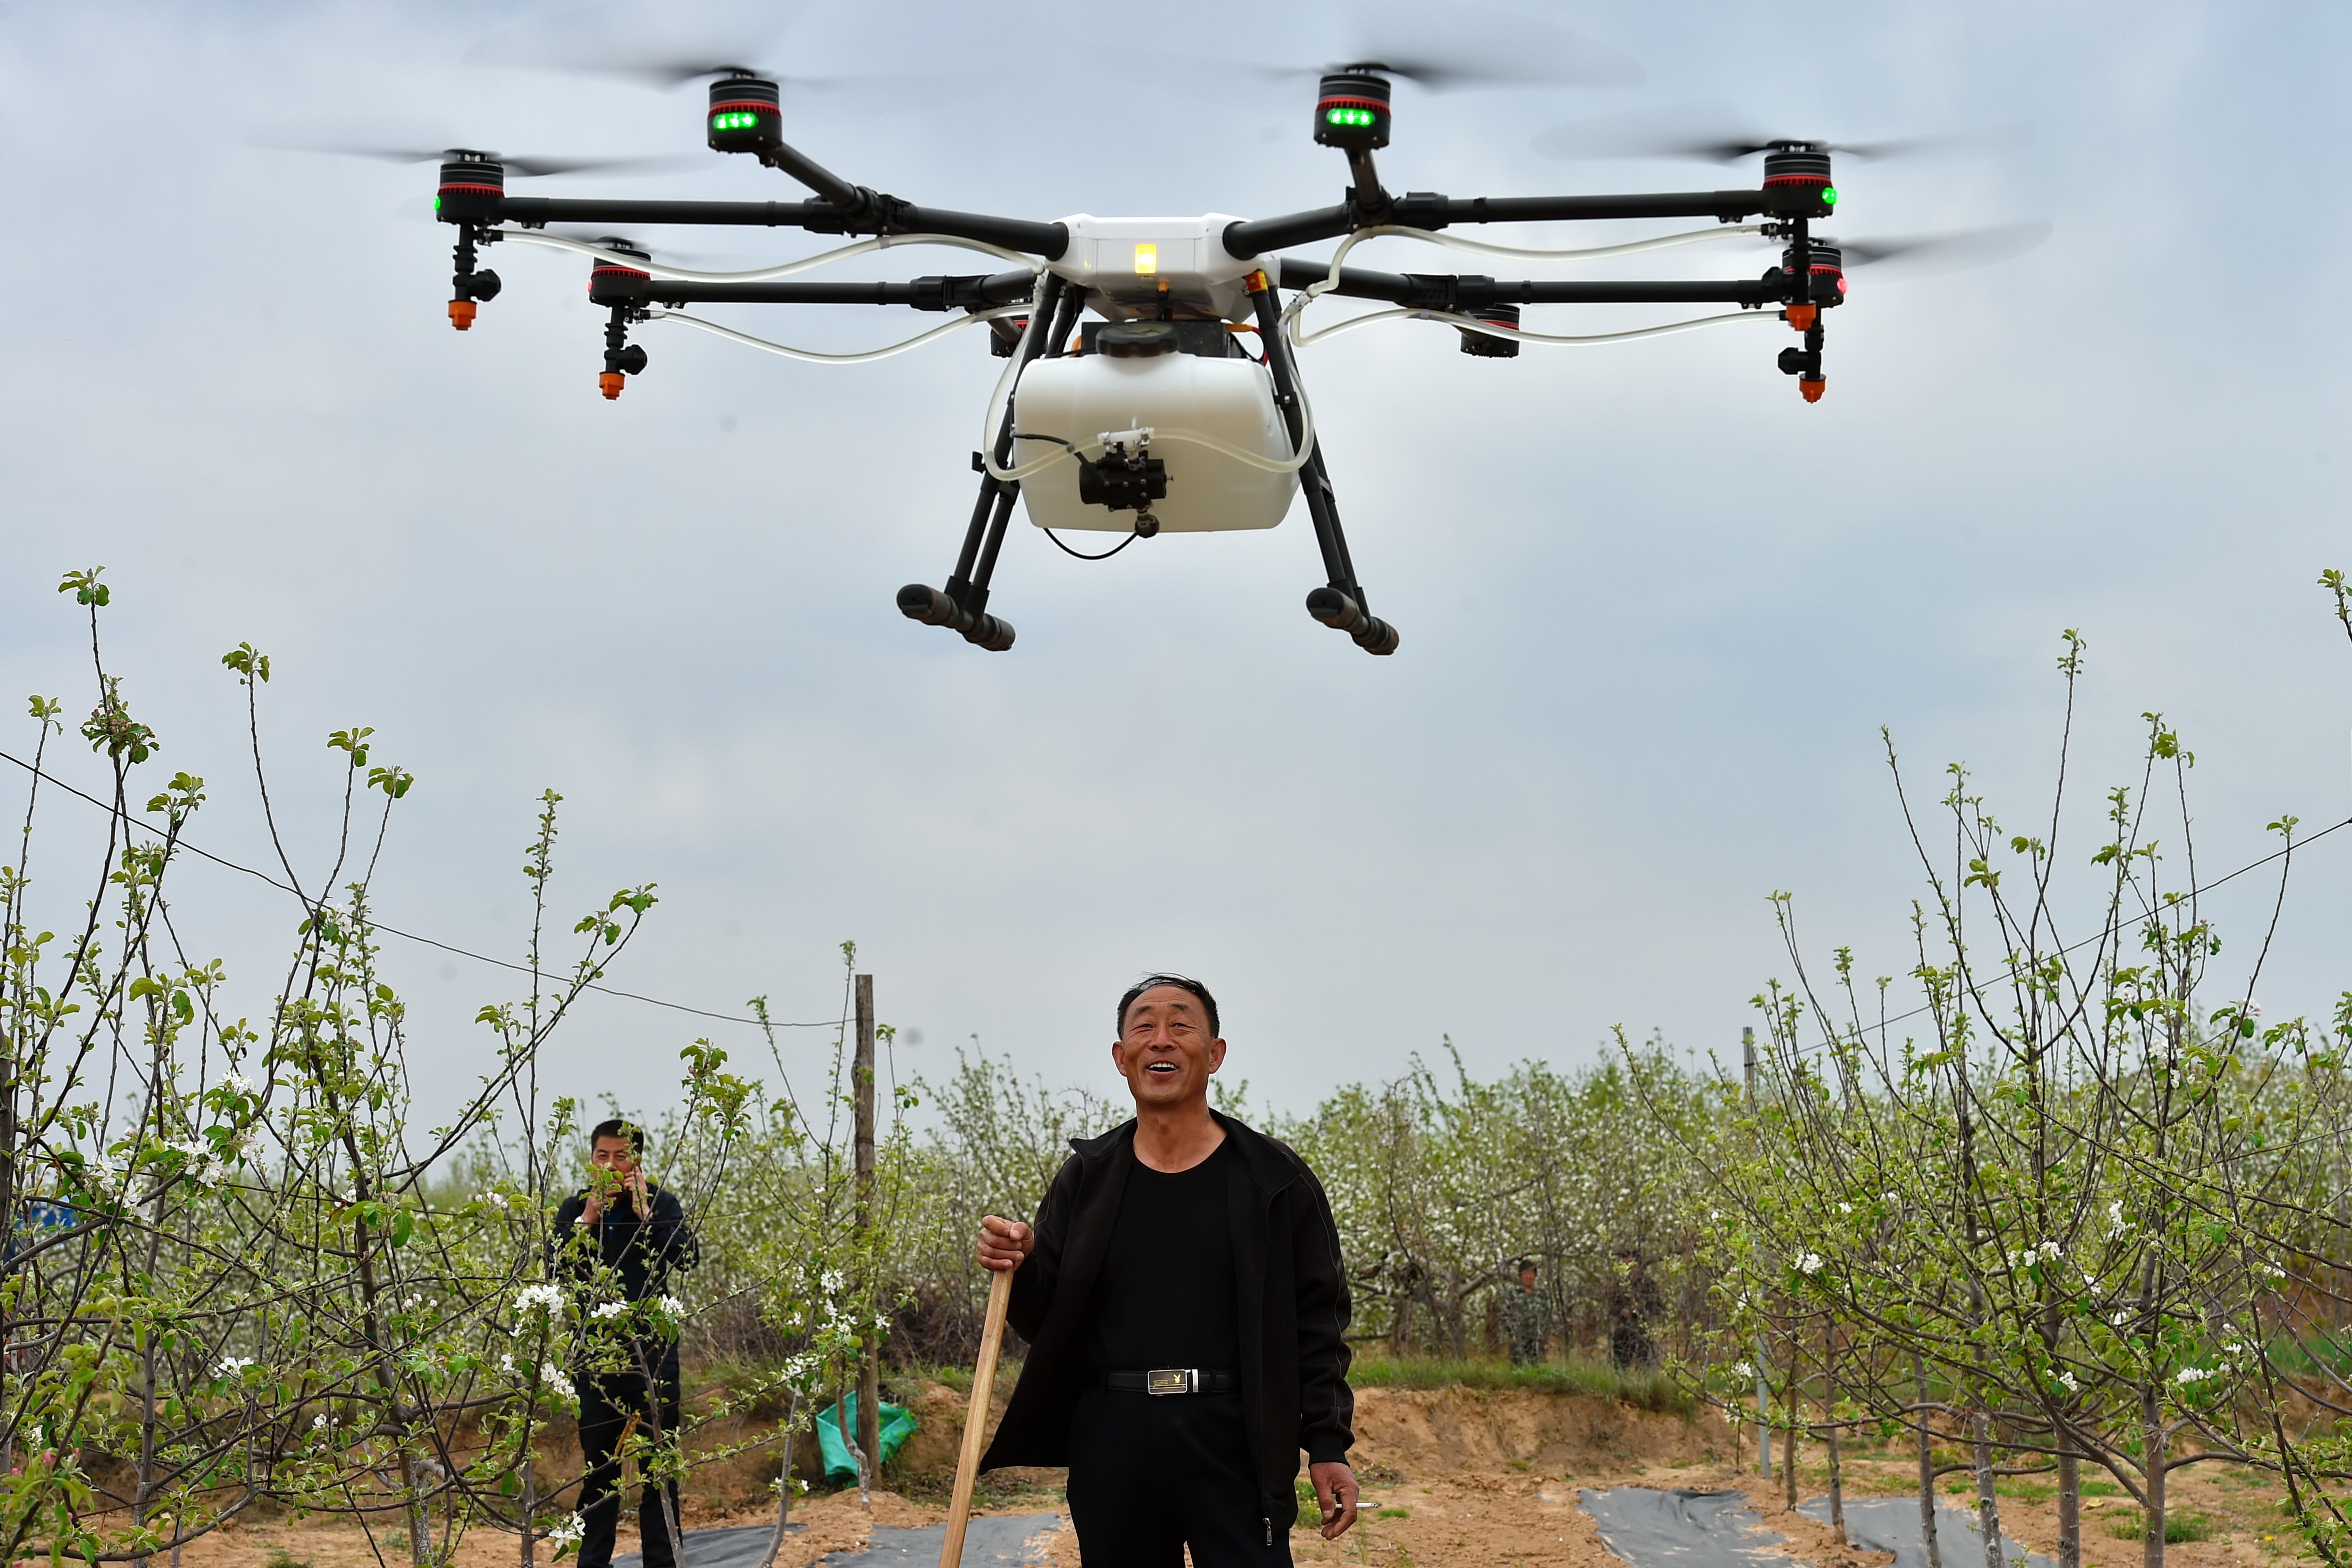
1501,1259,1545,1365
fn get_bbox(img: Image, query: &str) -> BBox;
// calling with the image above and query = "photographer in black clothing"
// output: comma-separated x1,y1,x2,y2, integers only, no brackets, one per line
975,976,1357,1567
550,1120,699,1568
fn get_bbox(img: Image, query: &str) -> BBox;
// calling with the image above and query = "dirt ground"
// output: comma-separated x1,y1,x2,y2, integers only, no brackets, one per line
170,1384,2319,1568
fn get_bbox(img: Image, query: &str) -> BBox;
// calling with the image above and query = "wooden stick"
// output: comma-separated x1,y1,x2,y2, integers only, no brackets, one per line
939,1268,1014,1568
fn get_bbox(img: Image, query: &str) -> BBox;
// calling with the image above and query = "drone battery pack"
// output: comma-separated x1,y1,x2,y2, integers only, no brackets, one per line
1011,353,1298,533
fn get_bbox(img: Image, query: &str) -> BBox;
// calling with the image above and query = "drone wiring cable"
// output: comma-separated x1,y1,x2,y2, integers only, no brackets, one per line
644,304,1028,365
1337,221,1764,266
491,228,1044,280
1040,525,1143,561
1291,305,1776,351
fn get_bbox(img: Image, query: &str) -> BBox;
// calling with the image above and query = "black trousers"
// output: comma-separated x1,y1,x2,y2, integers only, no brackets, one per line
576,1360,683,1568
1066,1387,1291,1568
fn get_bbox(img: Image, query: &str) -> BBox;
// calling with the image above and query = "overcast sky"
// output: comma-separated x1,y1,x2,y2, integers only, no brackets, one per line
3,0,2346,1134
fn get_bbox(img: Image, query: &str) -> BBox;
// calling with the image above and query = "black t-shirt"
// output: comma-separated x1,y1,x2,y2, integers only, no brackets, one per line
1086,1139,1240,1374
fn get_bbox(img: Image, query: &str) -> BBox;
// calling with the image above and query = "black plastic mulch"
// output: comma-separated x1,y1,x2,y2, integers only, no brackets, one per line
1799,1494,2056,1568
612,1514,1064,1568
1580,1488,1793,1568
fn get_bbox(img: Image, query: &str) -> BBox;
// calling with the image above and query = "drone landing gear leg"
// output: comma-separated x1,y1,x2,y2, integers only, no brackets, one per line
1246,271,1399,656
897,274,1075,652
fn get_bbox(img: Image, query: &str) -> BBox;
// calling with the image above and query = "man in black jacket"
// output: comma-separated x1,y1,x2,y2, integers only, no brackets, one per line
975,976,1356,1566
550,1119,699,1568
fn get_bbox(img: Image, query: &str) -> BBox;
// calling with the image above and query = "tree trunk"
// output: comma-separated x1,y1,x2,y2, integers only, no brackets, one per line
1824,1325,1844,1544
520,1446,535,1568
853,976,880,1476
836,1390,872,1505
762,1388,800,1568
1972,1411,2004,1568
1782,1340,1800,1510
2056,1447,2080,1568
1917,1359,1944,1568
2141,1391,2166,1568
1826,1424,1844,1542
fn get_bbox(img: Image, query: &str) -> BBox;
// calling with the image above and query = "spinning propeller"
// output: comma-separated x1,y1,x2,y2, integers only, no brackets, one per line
290,144,693,177
1529,107,2026,165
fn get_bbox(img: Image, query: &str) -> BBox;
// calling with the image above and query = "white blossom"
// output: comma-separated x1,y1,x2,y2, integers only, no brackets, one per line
215,1354,256,1376
479,1190,512,1211
820,1270,845,1294
1836,1202,1853,1215
2052,1370,2079,1394
592,1301,627,1320
224,1072,257,1096
2174,1365,2215,1386
514,1282,566,1317
1794,1250,1822,1274
547,1514,585,1550
658,1295,684,1316
2107,1200,2129,1232
1730,1361,1756,1380
542,1360,567,1385
499,1354,517,1375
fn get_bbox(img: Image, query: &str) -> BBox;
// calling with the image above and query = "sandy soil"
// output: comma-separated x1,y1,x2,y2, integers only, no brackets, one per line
166,1385,2315,1568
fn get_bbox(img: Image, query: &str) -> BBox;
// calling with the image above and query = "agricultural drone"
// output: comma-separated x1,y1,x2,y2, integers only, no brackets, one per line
396,66,2023,656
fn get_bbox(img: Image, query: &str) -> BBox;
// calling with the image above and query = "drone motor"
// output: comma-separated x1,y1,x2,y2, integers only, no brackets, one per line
1314,70,1392,151
705,72,784,156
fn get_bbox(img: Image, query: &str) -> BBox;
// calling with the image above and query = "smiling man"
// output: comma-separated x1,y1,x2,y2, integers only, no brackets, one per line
974,975,1357,1566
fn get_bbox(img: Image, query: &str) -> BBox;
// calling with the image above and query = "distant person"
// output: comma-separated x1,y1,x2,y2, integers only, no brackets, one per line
1503,1260,1546,1366
1608,1258,1662,1370
974,975,1358,1565
552,1119,699,1568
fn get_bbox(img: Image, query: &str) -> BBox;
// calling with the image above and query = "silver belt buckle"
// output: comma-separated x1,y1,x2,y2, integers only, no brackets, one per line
1146,1368,1194,1395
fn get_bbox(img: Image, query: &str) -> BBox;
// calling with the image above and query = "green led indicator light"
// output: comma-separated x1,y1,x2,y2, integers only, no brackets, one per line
712,111,765,130
1821,186,1838,206
1325,107,1377,127
432,195,441,212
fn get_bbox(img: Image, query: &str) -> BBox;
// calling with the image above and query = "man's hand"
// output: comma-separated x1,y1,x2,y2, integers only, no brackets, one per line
580,1188,605,1227
976,1215,1033,1273
1310,1461,1358,1539
626,1167,651,1213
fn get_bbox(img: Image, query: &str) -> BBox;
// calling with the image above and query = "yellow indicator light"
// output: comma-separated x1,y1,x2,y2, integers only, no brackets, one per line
1133,243,1157,275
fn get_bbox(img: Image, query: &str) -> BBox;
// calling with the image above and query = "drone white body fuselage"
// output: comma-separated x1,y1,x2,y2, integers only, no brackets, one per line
1013,214,1298,533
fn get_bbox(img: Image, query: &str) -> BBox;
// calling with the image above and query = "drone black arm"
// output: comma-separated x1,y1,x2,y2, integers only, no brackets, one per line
1223,189,1814,259
495,197,1068,258
1220,205,1355,256
1274,257,1793,310
604,272,1038,311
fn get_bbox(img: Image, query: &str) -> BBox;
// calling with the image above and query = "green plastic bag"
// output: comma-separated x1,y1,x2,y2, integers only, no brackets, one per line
814,1392,918,1481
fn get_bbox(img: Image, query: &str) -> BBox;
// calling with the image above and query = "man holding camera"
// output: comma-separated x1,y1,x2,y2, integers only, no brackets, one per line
552,1119,698,1568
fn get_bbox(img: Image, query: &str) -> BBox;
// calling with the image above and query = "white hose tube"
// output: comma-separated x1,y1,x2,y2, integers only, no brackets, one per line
645,305,1028,365
1292,306,1776,350
491,229,1043,281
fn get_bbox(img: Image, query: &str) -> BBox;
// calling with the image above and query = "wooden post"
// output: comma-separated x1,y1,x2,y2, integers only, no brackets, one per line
939,1270,1013,1568
854,975,881,1477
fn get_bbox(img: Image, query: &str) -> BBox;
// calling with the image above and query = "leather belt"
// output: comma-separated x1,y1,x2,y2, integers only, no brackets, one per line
1107,1368,1239,1395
